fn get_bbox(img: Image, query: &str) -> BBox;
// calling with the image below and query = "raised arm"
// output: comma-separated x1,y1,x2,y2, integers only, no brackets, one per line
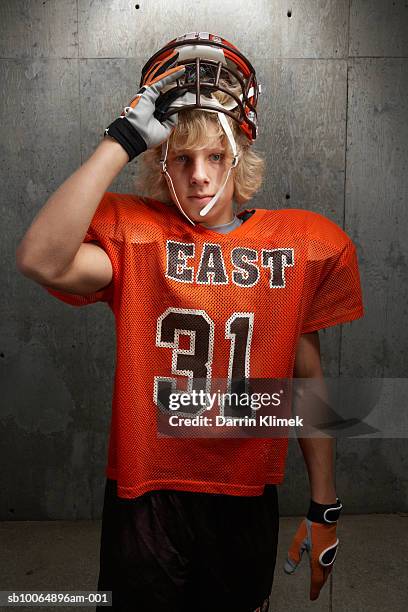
16,137,128,293
16,64,185,295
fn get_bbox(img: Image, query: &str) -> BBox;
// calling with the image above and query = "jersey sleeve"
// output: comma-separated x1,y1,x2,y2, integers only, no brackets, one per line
42,192,115,308
301,213,364,333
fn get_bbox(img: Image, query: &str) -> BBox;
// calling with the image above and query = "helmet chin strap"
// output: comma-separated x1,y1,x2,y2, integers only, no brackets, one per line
160,139,195,225
160,111,239,226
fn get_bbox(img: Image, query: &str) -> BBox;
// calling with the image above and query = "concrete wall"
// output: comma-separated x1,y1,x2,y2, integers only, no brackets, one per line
1,0,407,520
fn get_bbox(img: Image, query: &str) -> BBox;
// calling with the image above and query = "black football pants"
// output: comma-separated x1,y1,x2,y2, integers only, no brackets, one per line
96,479,279,612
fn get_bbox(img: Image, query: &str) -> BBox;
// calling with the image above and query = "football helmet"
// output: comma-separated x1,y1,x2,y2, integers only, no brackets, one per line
140,32,261,224
140,31,260,142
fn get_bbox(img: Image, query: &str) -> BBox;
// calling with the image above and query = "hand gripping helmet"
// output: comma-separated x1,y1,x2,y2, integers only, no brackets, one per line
140,32,261,224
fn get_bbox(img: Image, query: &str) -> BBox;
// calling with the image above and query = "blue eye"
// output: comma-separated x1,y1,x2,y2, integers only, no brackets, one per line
173,153,223,163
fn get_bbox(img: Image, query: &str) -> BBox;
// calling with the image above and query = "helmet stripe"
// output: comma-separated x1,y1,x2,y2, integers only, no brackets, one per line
145,51,179,86
223,49,251,78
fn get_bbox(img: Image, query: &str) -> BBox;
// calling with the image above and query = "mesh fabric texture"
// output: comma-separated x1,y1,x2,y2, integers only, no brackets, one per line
43,192,364,499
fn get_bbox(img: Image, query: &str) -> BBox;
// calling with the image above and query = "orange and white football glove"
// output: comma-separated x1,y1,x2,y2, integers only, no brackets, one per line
284,498,342,600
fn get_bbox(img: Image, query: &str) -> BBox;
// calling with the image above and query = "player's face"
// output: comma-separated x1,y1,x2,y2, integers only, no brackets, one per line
166,127,235,226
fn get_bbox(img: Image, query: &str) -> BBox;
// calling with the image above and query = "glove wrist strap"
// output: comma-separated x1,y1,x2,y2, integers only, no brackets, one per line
104,118,147,162
307,497,342,524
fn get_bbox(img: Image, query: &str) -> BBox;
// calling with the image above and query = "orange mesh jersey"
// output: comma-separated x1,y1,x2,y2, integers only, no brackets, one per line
43,193,364,499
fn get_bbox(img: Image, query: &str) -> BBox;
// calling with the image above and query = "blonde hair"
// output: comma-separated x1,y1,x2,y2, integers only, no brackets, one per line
133,89,265,207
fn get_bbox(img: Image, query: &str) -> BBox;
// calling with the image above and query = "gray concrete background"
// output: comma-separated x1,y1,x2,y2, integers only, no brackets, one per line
1,0,407,520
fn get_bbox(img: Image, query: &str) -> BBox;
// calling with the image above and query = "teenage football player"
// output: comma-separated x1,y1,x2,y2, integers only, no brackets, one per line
16,32,364,611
